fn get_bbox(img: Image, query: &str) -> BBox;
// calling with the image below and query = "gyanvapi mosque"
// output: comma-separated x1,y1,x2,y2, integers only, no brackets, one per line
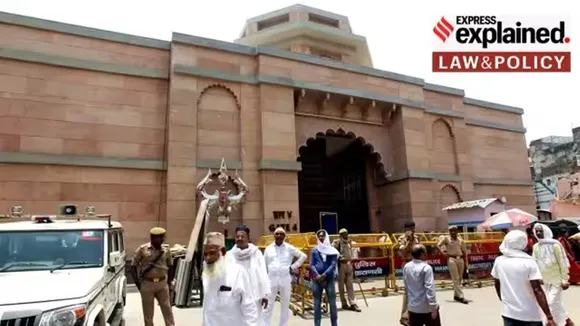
0,5,534,251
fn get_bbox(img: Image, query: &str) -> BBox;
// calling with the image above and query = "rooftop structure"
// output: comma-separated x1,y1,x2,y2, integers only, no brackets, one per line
236,4,373,66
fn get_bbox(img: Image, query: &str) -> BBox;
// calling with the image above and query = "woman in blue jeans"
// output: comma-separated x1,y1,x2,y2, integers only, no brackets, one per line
310,229,340,326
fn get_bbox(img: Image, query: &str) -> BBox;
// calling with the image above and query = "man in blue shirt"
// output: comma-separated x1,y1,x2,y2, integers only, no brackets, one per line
403,244,441,326
310,229,339,326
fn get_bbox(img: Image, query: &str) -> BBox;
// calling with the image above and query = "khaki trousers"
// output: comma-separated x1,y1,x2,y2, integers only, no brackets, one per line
338,262,357,306
447,257,465,299
401,286,409,321
140,280,175,326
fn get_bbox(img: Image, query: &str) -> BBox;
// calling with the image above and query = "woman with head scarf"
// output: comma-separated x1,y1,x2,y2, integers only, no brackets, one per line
309,229,339,326
532,223,574,326
491,230,556,326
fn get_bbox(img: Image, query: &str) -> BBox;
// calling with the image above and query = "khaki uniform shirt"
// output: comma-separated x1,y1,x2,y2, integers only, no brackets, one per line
332,239,353,261
437,236,466,257
131,243,173,279
397,234,420,260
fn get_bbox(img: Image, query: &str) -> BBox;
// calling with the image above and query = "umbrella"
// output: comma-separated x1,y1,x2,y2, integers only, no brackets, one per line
478,209,538,231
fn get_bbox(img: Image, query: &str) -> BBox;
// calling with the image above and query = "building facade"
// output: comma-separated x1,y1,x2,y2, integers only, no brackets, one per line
0,6,535,252
529,128,580,211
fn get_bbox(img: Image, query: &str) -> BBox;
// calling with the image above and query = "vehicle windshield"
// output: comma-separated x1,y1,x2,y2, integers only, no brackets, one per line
0,230,104,272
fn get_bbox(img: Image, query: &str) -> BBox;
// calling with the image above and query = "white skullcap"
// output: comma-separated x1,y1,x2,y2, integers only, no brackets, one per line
204,232,225,247
274,227,286,234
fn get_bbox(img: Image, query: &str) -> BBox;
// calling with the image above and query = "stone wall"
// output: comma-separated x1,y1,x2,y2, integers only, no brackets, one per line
0,19,169,252
0,12,537,252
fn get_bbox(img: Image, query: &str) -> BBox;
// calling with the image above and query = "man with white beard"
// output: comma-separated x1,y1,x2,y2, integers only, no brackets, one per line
226,225,271,326
201,232,258,326
263,227,307,326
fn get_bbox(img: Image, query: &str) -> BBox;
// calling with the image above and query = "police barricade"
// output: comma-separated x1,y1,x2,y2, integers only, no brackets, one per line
257,233,313,317
295,233,394,316
463,232,503,288
391,232,504,291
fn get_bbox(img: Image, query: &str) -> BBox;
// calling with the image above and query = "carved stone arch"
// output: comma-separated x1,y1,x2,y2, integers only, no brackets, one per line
297,128,391,184
431,118,459,175
196,83,241,110
441,184,462,202
437,183,462,230
432,118,455,138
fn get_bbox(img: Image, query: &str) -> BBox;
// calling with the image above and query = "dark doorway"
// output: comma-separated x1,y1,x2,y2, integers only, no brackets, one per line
298,134,370,234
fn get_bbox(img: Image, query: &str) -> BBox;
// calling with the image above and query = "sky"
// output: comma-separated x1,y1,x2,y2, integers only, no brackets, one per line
0,0,578,144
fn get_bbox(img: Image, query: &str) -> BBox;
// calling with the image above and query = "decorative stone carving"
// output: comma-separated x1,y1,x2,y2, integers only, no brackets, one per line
341,96,354,117
317,93,330,114
196,158,249,224
361,100,375,120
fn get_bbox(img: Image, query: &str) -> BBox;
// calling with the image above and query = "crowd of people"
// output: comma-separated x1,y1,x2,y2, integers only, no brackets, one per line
131,221,578,326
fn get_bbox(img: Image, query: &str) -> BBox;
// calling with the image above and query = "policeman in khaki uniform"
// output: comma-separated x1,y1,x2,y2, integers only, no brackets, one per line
332,228,361,312
397,221,420,326
131,227,176,326
437,225,469,304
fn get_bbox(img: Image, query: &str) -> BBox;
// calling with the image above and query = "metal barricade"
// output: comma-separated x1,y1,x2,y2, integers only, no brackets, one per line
310,233,394,297
463,232,503,288
391,232,504,291
257,233,313,317
290,233,394,317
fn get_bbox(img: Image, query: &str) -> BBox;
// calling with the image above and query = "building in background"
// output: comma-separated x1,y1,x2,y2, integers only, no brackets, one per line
529,127,580,215
0,5,535,252
551,171,580,218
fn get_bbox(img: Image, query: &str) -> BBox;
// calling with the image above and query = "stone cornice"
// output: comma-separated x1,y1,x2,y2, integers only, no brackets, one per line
472,178,533,186
390,170,463,183
0,47,168,79
259,160,302,171
173,64,526,134
0,11,170,50
195,159,242,170
0,153,536,188
0,10,523,114
0,152,165,170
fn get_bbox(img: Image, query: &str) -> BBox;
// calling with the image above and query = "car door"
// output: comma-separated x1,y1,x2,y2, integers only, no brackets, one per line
104,230,119,316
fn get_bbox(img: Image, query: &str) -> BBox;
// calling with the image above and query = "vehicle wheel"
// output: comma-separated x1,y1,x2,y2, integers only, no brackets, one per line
477,282,482,288
381,289,388,297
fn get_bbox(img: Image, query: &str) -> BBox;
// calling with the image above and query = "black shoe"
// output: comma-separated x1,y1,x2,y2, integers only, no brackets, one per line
350,304,361,312
454,296,469,304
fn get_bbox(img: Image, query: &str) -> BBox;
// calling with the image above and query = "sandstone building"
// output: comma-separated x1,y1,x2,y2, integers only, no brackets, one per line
0,5,535,251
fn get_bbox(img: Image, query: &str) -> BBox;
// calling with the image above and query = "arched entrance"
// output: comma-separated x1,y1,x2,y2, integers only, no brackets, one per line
297,129,386,234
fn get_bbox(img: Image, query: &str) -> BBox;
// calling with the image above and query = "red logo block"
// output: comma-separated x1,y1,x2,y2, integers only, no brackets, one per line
433,17,454,42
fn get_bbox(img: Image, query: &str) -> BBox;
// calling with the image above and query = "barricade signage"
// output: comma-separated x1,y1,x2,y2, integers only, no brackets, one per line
467,252,500,278
352,258,390,277
394,254,451,279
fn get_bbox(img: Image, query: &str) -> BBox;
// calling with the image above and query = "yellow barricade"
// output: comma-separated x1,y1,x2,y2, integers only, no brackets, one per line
257,231,505,316
391,232,504,291
307,233,394,298
257,233,313,317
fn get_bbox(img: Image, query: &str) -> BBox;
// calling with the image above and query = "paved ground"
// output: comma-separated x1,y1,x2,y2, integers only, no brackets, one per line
125,286,580,325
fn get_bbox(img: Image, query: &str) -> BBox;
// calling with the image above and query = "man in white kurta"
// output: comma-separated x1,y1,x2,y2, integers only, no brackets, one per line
226,225,271,326
202,232,258,326
263,227,307,326
532,223,574,326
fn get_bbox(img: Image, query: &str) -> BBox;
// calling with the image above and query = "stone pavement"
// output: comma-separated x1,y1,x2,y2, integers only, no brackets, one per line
125,286,580,325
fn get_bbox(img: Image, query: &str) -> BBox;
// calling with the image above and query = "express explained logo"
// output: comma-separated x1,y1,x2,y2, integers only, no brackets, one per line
433,17,455,43
432,15,572,73
433,15,570,48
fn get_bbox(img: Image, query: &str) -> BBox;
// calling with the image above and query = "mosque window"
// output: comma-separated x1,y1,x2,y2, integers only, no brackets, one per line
310,47,342,61
308,13,340,28
257,14,290,31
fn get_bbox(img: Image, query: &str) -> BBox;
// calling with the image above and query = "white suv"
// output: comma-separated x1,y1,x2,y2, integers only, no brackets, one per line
0,206,126,326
